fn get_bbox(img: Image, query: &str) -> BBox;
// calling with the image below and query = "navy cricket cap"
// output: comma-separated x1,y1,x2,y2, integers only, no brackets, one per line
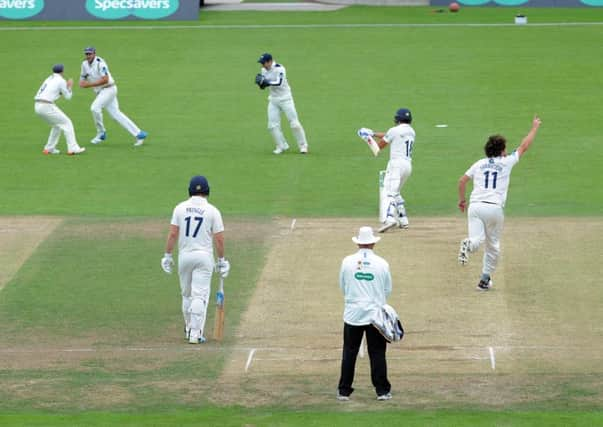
188,175,210,196
84,46,96,54
257,53,272,64
52,64,64,73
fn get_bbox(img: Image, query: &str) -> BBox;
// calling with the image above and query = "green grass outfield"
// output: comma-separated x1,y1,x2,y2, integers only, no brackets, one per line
1,409,601,426
1,6,602,426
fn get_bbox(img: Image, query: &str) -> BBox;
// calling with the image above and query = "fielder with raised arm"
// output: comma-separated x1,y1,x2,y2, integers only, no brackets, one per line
161,176,230,344
34,64,85,155
79,46,147,147
362,108,415,232
255,53,309,155
458,116,542,290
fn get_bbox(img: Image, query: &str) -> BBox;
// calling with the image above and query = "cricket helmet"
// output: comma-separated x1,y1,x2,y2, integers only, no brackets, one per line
188,175,210,196
52,64,64,73
394,108,412,124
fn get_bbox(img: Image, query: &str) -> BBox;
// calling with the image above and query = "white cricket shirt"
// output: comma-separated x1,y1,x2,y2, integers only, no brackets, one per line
383,123,416,162
80,56,115,94
170,196,224,254
261,63,292,101
340,249,392,326
34,73,72,102
465,151,520,207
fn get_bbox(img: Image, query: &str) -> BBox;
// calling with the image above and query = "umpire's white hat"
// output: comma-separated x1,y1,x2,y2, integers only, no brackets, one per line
352,226,380,245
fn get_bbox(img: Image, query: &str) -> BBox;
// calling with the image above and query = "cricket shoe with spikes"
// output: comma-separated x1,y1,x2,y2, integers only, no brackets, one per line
477,278,493,291
458,238,470,265
91,132,106,144
398,217,409,229
188,335,206,344
134,130,147,147
273,142,290,155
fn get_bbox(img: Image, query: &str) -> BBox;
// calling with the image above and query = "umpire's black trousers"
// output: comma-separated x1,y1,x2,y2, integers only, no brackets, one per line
337,322,391,397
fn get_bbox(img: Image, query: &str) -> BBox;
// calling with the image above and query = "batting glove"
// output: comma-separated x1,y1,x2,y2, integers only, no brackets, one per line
161,253,174,274
216,257,230,278
357,127,374,140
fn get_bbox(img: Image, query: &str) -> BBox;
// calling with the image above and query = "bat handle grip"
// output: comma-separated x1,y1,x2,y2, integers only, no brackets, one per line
216,291,224,305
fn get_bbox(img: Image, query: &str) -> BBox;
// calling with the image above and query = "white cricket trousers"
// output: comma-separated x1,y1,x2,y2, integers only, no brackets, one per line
467,202,504,276
91,85,141,136
34,103,81,152
384,158,412,222
178,250,215,339
267,97,308,150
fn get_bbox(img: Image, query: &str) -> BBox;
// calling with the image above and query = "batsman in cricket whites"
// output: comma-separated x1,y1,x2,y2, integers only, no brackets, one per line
359,108,416,232
161,176,230,344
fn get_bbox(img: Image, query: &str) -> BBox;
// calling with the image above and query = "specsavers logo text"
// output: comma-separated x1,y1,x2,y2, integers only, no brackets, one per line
86,0,179,19
0,0,44,19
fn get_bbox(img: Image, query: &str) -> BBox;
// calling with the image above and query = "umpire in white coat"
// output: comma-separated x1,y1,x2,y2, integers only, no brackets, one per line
337,226,393,401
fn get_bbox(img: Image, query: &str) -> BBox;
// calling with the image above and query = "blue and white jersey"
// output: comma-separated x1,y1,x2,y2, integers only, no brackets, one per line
340,249,392,326
80,56,115,94
465,152,520,207
170,196,224,254
383,123,416,162
260,62,292,101
34,73,72,102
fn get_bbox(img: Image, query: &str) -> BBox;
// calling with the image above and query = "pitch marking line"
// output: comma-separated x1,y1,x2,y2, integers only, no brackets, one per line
1,22,603,31
488,346,496,370
245,348,257,373
359,336,366,358
290,218,297,232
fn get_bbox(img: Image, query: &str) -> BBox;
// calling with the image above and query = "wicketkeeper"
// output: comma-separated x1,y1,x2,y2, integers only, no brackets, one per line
161,176,230,344
255,53,309,155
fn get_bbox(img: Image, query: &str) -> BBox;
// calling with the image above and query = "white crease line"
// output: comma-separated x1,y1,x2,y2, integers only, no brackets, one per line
359,336,365,358
290,218,296,232
245,348,257,373
1,22,603,31
489,346,496,370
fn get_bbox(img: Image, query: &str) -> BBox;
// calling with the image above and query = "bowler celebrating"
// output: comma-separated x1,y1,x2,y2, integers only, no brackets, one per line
458,116,542,290
79,46,147,147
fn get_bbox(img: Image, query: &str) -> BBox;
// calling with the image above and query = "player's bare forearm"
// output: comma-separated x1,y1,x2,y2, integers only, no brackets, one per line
377,138,388,150
214,232,225,259
164,225,179,254
517,116,542,156
79,76,109,89
374,132,385,139
458,175,469,212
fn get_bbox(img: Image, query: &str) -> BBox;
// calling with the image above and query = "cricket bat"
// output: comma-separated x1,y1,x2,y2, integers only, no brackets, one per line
365,135,380,156
357,128,380,156
213,276,225,341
